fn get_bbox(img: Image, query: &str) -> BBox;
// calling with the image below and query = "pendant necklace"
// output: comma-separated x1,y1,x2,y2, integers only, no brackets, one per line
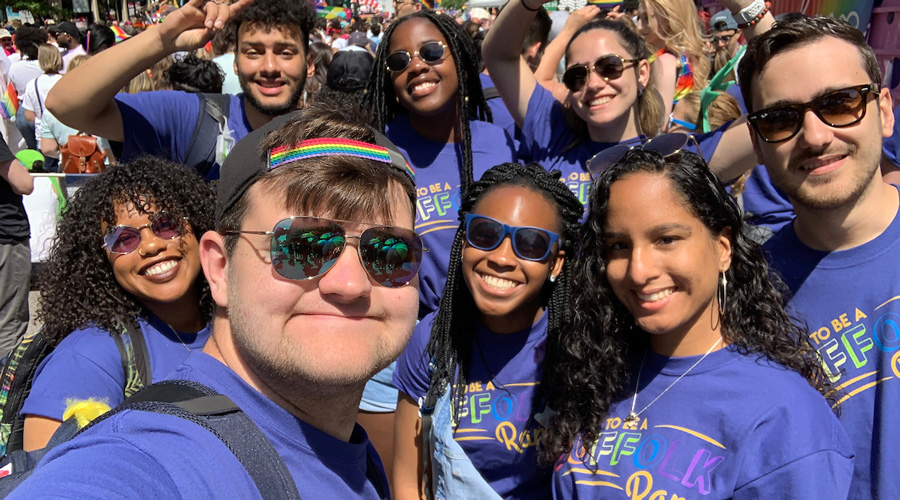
623,337,721,430
163,323,192,353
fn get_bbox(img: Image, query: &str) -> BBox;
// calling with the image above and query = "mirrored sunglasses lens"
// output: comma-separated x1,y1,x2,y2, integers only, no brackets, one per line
151,215,183,239
587,144,631,174
386,52,411,72
467,217,504,250
419,41,445,63
595,56,625,80
755,107,801,142
513,228,552,260
107,227,142,254
562,66,588,92
270,218,346,280
359,227,423,287
643,133,689,156
817,88,865,126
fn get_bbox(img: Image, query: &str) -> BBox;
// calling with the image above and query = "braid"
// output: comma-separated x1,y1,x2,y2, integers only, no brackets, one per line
425,163,583,424
364,12,491,192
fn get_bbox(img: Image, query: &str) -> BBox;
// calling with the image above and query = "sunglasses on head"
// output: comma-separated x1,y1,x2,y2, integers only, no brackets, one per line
587,133,703,174
227,216,423,287
103,214,189,255
747,83,880,143
464,214,560,262
385,41,448,73
562,54,641,93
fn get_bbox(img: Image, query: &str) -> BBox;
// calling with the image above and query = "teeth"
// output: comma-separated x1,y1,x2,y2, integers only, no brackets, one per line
413,82,436,92
590,96,612,106
480,273,520,290
637,288,674,302
145,260,177,276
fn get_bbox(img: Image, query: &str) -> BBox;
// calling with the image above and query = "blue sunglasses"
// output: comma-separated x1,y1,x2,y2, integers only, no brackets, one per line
464,213,560,261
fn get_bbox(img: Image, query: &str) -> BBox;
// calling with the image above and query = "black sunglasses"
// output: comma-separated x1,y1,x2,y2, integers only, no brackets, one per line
712,33,734,44
103,214,189,255
562,54,641,93
464,214,560,261
587,133,703,174
385,41,448,73
747,83,880,143
226,216,424,288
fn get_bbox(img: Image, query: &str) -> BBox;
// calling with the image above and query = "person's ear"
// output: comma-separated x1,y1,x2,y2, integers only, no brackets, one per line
200,230,230,308
717,226,733,274
550,249,566,283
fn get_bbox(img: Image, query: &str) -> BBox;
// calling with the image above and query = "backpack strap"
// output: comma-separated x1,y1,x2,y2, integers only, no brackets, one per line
110,319,152,398
183,93,231,177
0,331,54,456
79,380,302,500
33,77,43,115
482,86,501,101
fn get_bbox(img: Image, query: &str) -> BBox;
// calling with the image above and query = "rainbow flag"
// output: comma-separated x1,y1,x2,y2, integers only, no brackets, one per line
110,25,131,43
0,80,17,120
417,0,435,9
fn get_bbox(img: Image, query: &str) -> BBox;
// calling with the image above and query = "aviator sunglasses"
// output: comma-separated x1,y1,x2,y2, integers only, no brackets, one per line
227,216,423,287
102,213,189,255
385,41,448,72
562,54,641,93
464,214,560,262
747,83,880,143
587,133,703,174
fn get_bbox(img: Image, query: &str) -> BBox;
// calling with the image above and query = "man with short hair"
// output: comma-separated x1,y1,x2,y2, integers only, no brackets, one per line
45,0,316,181
738,13,896,499
6,105,422,499
53,21,86,74
709,9,740,59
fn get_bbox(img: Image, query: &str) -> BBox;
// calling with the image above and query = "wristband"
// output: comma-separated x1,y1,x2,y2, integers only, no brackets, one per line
733,0,765,25
736,5,768,28
521,0,542,11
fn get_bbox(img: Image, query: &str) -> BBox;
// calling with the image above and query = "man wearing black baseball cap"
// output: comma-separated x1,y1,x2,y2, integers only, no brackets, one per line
6,103,421,499
54,21,85,74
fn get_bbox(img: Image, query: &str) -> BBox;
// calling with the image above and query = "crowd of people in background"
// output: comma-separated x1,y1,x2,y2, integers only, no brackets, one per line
0,0,898,498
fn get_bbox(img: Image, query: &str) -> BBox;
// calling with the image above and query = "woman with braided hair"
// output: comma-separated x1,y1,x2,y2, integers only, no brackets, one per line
392,163,583,500
364,11,516,319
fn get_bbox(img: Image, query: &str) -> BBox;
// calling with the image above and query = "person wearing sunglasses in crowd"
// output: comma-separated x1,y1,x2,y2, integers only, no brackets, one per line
8,105,422,499
738,14,898,499
21,157,216,452
392,163,582,500
546,148,853,499
482,0,762,211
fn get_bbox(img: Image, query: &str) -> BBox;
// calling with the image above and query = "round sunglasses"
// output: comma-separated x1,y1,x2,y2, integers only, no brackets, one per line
385,41,448,73
747,83,880,143
102,214,189,255
227,216,424,288
464,214,560,262
562,54,641,93
587,133,703,174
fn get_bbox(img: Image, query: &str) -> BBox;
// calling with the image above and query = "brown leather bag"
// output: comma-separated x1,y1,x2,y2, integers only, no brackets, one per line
60,133,107,174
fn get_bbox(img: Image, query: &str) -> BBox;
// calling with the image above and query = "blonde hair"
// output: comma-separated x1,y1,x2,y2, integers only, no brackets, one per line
66,54,90,73
38,43,63,74
642,0,709,89
122,71,154,94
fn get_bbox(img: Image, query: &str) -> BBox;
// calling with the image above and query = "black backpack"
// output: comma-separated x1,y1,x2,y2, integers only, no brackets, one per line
0,380,302,499
183,93,232,179
0,321,151,457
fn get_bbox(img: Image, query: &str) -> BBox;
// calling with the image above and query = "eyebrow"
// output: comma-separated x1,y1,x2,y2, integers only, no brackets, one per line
603,223,693,239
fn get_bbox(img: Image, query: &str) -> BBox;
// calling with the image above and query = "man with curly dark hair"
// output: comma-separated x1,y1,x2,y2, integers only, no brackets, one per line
45,0,315,182
7,105,422,499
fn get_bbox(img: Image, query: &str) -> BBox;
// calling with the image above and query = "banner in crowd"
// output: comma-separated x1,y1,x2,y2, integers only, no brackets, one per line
772,0,875,32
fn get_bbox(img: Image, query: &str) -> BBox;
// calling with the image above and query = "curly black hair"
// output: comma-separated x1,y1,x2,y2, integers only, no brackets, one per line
541,150,833,463
425,163,584,425
232,0,315,50
37,157,216,347
165,53,225,94
365,11,491,194
13,26,47,60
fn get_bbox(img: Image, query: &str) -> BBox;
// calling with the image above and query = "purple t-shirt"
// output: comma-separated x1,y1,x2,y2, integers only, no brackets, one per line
385,115,517,319
23,315,210,420
10,352,387,499
115,91,253,182
553,347,853,499
764,186,900,499
394,311,553,500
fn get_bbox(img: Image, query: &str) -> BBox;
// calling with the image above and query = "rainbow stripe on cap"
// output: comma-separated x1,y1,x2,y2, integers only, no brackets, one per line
269,138,415,181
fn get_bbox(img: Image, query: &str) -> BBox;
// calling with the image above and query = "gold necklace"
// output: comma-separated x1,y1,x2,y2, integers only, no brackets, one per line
623,337,721,430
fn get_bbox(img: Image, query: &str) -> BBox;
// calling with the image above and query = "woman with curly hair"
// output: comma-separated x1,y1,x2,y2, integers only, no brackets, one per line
21,157,215,451
392,163,583,500
547,150,853,498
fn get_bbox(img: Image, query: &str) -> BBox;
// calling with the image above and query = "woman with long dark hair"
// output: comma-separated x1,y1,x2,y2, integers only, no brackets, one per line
21,157,215,451
545,150,853,498
392,163,582,499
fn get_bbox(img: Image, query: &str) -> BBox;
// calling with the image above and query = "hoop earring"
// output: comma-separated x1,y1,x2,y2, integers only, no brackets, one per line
717,272,727,316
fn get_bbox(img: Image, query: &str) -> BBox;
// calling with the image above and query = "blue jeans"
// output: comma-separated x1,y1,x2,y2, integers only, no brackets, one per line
15,106,36,151
427,388,502,500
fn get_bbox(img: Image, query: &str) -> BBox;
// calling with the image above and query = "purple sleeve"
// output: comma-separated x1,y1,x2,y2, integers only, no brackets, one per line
520,85,579,166
733,452,853,499
392,314,435,400
115,90,202,164
22,327,126,420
